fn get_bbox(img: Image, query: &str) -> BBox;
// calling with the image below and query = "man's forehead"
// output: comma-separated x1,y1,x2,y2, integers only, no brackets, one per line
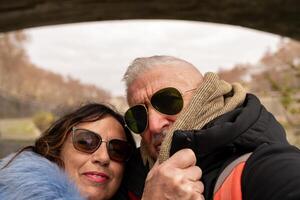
127,79,161,106
126,63,198,103
127,79,187,106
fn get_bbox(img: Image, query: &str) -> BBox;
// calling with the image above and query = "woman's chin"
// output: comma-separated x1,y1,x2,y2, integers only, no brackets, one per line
80,186,109,200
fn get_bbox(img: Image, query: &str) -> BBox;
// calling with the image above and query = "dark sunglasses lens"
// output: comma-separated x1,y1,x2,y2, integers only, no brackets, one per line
125,105,147,134
151,87,183,115
108,139,133,162
73,130,100,153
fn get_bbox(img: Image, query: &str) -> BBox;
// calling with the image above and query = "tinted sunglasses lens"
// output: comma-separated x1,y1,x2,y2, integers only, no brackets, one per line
108,139,133,162
151,87,183,115
73,129,100,153
125,105,147,134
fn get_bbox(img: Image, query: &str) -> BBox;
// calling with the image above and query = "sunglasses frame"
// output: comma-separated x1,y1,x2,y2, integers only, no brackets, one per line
124,104,149,134
71,126,132,162
125,87,189,134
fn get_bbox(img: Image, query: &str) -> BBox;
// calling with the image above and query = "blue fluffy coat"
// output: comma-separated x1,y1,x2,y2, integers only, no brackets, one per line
0,151,84,200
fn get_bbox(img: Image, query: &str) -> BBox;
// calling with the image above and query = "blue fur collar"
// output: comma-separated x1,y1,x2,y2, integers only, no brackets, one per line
0,151,84,200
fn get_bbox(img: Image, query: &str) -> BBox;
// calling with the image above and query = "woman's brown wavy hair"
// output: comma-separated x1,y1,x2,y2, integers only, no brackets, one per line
2,103,136,169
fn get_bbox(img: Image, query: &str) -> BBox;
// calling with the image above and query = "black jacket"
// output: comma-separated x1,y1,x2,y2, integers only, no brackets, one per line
123,94,300,200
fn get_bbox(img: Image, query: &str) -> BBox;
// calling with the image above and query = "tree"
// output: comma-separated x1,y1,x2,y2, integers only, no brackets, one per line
0,31,111,117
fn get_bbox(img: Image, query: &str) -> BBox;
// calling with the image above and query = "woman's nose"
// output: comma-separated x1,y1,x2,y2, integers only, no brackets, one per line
91,142,110,166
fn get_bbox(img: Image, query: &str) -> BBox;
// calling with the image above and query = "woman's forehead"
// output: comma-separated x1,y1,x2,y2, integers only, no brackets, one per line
76,117,125,139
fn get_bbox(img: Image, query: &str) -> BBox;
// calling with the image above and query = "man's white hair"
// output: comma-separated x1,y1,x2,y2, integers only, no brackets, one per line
123,55,195,91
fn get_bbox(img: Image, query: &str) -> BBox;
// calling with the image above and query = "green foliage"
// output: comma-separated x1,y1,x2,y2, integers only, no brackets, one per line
281,93,293,109
290,108,300,114
247,40,300,146
265,74,281,91
32,111,55,132
0,118,40,140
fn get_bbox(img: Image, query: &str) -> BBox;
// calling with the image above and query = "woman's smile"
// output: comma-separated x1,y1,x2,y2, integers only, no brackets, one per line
82,171,110,184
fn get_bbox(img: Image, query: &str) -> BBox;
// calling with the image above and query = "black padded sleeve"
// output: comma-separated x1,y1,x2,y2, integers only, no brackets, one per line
242,144,300,200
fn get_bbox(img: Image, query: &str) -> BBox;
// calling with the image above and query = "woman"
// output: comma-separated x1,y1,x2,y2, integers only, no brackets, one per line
0,103,136,200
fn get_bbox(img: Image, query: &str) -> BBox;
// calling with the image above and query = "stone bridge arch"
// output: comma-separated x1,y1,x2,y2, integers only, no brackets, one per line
0,0,299,40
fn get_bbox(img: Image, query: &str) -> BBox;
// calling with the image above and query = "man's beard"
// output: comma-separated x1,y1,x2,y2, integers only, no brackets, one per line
140,130,167,168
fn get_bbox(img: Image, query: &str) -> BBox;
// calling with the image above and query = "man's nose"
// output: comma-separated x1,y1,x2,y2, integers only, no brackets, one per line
147,107,170,134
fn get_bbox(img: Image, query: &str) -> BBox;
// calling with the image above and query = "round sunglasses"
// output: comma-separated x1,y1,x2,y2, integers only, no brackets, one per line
72,127,133,162
124,87,190,134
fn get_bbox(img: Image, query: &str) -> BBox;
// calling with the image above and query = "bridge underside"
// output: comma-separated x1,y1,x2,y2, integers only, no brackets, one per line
0,0,299,40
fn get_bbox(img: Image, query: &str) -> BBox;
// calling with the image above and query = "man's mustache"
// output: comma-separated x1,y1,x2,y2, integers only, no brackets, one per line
151,131,167,144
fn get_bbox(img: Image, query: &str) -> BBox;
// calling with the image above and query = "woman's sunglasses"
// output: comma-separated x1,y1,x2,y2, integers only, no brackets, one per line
124,87,186,134
72,127,133,162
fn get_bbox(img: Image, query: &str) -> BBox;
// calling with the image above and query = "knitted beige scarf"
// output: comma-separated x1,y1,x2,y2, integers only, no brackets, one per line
140,72,246,168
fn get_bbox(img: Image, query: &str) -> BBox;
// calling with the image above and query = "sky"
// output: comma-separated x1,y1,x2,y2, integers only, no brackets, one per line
24,20,281,96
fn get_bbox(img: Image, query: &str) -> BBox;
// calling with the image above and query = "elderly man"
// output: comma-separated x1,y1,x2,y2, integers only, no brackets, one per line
122,55,300,200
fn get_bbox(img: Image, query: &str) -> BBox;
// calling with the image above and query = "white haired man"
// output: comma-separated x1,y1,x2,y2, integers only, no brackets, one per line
122,55,300,200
